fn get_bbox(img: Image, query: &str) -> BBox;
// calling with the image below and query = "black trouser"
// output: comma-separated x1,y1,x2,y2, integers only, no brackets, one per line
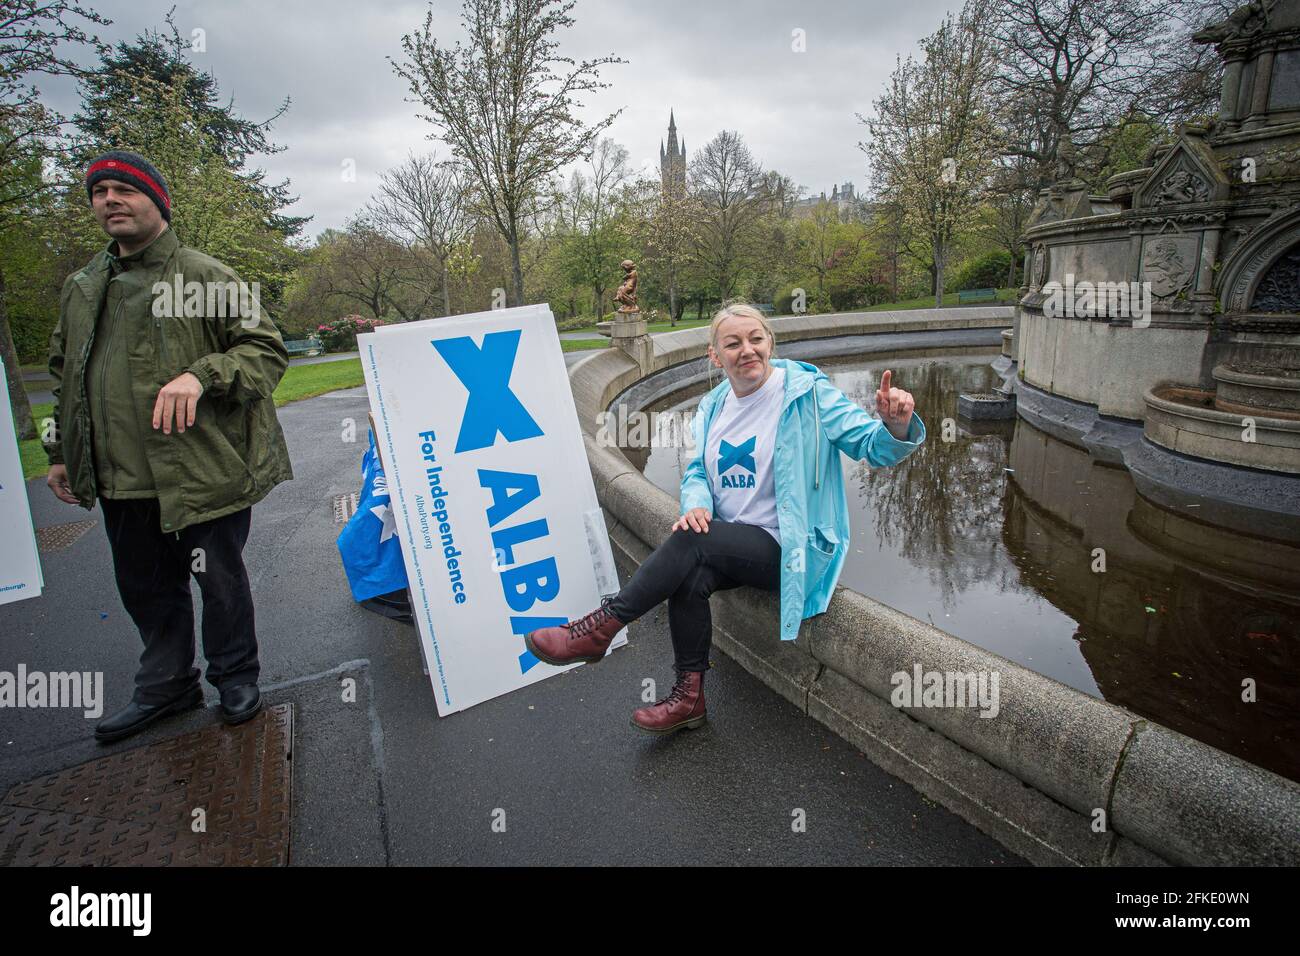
605,520,781,672
99,498,259,705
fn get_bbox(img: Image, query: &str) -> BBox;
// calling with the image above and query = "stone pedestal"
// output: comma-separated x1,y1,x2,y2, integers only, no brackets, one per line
611,308,653,374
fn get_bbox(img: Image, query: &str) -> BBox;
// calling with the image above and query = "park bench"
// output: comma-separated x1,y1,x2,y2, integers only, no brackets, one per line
957,287,998,304
284,336,324,357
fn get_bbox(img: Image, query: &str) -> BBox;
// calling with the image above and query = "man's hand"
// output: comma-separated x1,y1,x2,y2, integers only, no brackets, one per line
47,464,78,504
152,371,204,435
672,507,712,534
875,369,916,441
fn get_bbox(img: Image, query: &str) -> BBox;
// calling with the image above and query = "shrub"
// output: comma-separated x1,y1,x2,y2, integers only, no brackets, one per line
951,250,1012,292
316,315,383,352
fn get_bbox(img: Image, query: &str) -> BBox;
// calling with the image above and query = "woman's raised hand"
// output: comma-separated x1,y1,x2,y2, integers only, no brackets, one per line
876,369,916,437
672,507,712,534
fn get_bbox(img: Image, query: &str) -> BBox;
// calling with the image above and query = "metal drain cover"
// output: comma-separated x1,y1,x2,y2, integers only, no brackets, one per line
36,519,97,553
332,492,359,524
0,703,293,866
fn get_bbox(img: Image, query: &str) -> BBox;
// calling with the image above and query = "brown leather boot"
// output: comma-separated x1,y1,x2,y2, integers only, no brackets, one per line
631,669,706,734
524,597,627,666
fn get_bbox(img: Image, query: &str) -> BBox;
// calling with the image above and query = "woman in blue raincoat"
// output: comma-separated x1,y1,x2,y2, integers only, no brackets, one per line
525,301,926,734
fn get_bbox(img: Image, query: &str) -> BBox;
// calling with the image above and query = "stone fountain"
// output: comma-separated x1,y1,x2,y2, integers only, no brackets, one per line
1001,0,1300,539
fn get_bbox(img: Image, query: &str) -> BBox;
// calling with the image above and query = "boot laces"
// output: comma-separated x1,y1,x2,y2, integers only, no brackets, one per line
660,671,695,705
566,597,615,640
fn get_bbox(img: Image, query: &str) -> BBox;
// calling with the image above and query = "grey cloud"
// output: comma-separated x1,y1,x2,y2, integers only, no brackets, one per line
47,0,958,236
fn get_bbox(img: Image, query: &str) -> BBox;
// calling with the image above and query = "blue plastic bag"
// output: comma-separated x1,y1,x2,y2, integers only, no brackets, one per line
337,430,409,602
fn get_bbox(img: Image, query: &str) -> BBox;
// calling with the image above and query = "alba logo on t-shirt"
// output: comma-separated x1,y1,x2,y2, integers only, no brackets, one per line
718,436,756,489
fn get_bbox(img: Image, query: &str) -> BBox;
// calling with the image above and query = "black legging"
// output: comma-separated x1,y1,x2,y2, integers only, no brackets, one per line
605,520,781,672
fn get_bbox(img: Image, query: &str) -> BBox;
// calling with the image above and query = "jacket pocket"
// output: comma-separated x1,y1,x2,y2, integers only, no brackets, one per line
171,409,255,515
804,524,839,587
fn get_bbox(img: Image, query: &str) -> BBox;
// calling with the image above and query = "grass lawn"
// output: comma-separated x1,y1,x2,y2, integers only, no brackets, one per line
863,287,1018,311
560,338,606,352
563,318,711,336
271,358,365,405
18,402,53,482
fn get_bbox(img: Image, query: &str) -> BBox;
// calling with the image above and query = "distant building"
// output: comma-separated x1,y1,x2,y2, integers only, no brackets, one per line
793,181,873,222
659,110,686,192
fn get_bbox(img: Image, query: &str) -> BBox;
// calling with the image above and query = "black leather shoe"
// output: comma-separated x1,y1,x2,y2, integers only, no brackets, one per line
94,686,204,743
219,684,262,725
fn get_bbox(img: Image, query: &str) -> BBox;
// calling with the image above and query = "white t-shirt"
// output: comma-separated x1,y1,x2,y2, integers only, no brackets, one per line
705,365,785,544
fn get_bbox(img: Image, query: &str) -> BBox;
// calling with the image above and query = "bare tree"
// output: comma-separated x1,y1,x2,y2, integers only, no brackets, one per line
1149,0,1238,124
369,152,474,317
391,0,624,307
983,0,1167,186
297,218,440,323
690,130,769,302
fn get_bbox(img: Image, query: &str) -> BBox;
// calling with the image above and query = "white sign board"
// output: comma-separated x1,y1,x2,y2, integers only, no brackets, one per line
0,363,44,605
359,304,624,715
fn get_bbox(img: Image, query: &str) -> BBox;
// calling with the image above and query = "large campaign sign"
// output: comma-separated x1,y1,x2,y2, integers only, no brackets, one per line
0,364,44,606
359,304,624,715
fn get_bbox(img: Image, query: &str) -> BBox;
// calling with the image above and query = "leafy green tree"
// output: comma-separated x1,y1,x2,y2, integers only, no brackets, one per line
790,201,872,311
627,173,703,325
860,1,1000,307
61,70,302,299
0,0,109,441
74,10,308,240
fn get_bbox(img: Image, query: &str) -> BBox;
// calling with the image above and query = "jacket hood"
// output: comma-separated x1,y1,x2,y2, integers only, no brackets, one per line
701,356,825,415
774,357,824,404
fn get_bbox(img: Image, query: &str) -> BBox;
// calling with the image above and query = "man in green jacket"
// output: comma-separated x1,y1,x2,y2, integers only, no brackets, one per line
45,150,293,742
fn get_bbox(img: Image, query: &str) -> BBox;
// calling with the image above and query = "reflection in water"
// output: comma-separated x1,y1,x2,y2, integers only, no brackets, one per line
628,351,1300,783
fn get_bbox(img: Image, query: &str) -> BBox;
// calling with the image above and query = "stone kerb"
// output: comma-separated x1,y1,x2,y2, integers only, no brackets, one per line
570,309,1300,866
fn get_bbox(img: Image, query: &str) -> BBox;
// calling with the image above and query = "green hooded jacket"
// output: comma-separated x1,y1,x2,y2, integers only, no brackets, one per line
45,227,293,532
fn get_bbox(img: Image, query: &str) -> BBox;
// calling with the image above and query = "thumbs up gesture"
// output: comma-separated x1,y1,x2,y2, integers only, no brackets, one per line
875,369,916,440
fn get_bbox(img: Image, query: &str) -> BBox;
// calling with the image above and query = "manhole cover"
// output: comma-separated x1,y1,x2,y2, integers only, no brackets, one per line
35,519,97,553
332,492,359,524
0,703,293,866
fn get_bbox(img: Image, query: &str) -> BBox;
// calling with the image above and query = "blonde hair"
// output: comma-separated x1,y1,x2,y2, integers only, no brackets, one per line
708,300,777,357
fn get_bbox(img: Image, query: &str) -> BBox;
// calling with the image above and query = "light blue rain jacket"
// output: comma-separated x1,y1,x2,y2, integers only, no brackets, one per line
679,357,927,640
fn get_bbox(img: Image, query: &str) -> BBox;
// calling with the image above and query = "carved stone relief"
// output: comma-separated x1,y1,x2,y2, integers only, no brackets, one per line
1152,166,1212,205
1141,234,1200,298
1032,244,1048,286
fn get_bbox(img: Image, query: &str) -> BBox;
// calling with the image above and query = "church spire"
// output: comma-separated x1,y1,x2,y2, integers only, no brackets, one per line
660,110,686,191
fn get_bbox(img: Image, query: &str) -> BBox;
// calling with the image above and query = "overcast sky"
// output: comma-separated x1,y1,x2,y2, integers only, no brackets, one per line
40,0,962,241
